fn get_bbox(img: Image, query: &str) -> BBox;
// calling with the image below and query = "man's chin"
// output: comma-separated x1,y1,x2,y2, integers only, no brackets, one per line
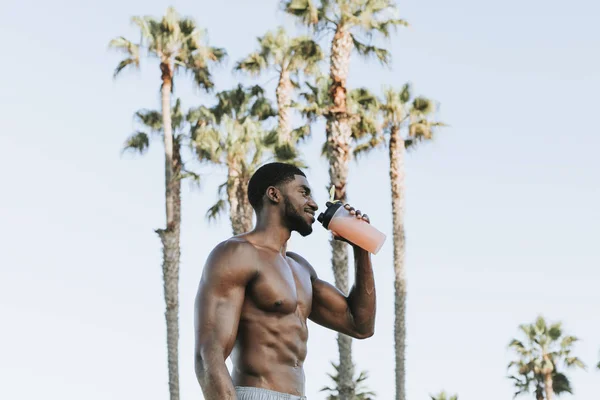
296,225,313,237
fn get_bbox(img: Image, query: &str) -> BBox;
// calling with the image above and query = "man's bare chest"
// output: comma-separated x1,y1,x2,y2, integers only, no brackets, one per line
244,254,313,316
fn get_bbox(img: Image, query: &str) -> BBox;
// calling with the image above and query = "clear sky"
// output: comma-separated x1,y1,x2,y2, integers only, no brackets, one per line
1,0,599,399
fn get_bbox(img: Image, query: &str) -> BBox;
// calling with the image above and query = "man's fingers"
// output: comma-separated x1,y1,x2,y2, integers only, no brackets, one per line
344,204,356,215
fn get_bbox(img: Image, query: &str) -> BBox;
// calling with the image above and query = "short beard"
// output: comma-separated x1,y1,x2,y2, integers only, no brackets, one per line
284,196,313,237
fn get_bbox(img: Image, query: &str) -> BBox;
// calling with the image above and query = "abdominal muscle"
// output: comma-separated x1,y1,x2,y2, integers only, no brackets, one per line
230,308,309,396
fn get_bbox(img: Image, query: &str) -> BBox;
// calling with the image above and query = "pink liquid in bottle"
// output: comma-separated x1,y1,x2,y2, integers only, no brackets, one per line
317,202,387,254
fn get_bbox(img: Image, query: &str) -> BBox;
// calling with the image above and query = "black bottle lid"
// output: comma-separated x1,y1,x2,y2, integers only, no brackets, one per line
316,201,343,229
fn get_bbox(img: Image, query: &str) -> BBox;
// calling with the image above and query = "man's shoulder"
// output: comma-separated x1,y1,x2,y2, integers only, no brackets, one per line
286,251,317,278
204,237,259,277
211,236,259,256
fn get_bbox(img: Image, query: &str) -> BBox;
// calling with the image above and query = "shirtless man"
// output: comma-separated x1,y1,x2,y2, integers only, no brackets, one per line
194,162,376,400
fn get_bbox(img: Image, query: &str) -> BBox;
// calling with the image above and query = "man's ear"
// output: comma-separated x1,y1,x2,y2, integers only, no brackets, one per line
266,186,282,204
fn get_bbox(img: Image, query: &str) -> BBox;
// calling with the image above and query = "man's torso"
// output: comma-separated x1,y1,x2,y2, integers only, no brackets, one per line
228,237,314,396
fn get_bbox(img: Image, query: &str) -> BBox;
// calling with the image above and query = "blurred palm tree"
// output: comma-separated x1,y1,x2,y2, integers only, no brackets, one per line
351,84,444,400
321,362,376,400
124,99,200,184
282,2,407,398
430,391,458,400
189,84,298,235
508,316,586,400
236,27,324,144
109,8,225,400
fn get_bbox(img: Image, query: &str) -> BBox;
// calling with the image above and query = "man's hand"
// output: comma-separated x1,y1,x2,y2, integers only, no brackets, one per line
332,203,370,245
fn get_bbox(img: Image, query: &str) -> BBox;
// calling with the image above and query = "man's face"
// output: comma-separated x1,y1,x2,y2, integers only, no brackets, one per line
282,175,319,237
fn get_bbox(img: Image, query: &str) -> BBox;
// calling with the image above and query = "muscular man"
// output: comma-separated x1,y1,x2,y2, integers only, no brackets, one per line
194,162,376,400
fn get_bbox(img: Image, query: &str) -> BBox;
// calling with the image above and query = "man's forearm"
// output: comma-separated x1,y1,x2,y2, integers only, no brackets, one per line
195,351,237,400
347,246,376,336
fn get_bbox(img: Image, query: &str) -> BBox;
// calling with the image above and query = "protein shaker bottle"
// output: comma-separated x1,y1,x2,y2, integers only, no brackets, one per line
317,201,387,254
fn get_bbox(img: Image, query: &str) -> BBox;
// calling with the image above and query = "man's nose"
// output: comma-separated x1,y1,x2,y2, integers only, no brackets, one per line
309,198,319,211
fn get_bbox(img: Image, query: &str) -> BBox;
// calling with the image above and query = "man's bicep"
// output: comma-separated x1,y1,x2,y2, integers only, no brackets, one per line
308,277,355,331
195,243,252,358
288,251,357,336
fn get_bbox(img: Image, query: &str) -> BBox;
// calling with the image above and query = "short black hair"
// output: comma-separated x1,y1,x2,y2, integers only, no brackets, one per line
248,162,306,212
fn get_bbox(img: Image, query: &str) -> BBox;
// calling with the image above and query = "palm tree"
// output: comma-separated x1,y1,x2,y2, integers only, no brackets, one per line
236,26,324,144
109,8,225,400
190,84,296,235
508,316,586,400
282,3,407,398
430,391,458,400
343,83,443,400
355,84,443,400
294,78,381,400
321,362,376,400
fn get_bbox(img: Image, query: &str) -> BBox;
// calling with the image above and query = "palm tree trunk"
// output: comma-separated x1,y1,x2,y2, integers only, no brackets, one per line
156,61,180,400
389,126,407,400
276,69,293,143
328,23,355,400
330,25,353,113
227,167,243,236
544,372,554,400
238,175,253,233
536,388,544,400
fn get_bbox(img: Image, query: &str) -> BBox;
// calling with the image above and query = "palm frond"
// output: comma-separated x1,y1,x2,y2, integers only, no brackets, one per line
399,83,411,103
273,143,301,164
291,124,312,143
348,87,380,140
235,52,267,76
552,371,573,394
135,109,163,131
251,96,277,120
192,126,223,164
112,57,139,77
179,45,226,91
288,37,325,74
371,18,409,38
509,339,526,350
123,131,150,154
261,129,280,147
130,16,152,42
188,62,214,91
187,105,216,128
108,37,140,77
352,35,390,65
353,134,384,159
535,316,547,333
171,98,185,130
560,335,578,349
430,390,459,400
205,198,227,222
320,362,376,400
283,0,320,26
178,169,202,189
412,97,435,114
108,36,138,54
564,356,586,369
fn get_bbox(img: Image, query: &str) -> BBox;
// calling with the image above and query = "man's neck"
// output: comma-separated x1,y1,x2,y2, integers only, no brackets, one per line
251,213,292,255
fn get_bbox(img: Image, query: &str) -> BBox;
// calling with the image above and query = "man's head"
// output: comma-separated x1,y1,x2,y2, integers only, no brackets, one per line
248,162,318,236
